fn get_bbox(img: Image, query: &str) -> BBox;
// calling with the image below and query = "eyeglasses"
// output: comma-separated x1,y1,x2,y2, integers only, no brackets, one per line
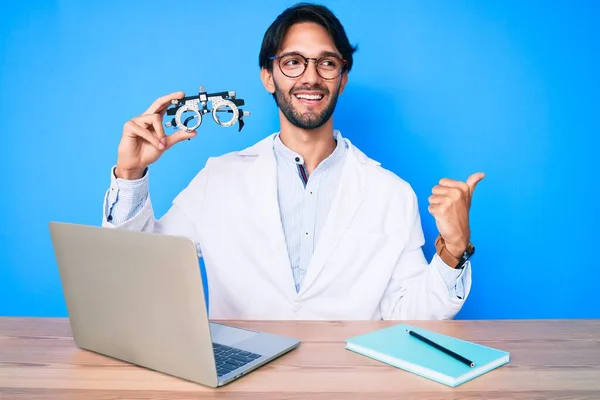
269,52,347,80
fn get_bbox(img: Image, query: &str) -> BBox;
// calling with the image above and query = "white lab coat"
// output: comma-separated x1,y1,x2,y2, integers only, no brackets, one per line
103,134,471,320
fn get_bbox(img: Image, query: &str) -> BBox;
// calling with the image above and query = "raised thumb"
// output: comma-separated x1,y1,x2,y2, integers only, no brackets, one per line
466,172,485,193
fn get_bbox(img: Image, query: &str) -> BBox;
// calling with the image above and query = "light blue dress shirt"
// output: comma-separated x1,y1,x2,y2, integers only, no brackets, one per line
105,130,465,297
273,130,347,292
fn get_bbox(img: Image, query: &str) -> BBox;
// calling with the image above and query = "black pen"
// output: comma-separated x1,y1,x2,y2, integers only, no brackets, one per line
407,329,475,368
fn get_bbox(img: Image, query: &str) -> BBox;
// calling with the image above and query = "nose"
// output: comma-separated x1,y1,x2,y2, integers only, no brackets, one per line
300,59,321,86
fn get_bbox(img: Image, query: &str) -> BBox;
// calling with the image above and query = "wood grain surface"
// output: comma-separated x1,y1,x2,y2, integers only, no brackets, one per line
1,318,599,399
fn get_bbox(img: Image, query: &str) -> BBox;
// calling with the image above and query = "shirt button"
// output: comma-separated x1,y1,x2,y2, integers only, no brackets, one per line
295,157,300,162
293,303,301,312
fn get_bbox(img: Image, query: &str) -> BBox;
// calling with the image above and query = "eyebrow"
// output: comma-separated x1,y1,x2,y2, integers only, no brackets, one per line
279,50,343,59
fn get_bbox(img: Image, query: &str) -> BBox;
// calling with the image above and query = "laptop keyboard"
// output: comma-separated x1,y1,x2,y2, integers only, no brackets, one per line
213,343,262,377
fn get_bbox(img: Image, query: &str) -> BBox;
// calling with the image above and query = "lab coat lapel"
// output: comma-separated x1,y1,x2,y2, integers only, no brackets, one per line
239,135,297,301
297,142,376,297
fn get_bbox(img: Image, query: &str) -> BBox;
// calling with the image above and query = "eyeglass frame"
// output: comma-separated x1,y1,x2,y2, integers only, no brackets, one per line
268,52,348,80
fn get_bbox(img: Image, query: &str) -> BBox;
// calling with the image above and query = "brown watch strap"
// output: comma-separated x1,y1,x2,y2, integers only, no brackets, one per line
435,235,469,268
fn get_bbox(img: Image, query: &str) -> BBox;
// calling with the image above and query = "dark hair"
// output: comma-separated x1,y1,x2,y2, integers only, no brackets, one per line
258,2,358,73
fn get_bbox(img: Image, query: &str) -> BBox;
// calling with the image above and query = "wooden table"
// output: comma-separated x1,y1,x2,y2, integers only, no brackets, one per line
1,318,599,399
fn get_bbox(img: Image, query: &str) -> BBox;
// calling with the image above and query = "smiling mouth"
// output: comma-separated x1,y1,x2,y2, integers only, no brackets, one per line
293,93,325,105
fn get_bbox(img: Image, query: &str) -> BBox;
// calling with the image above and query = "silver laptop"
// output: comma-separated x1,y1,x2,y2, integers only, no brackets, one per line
48,221,300,387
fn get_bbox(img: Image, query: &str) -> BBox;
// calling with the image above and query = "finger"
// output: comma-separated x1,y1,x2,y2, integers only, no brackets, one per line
428,194,450,205
144,91,185,115
428,204,444,216
432,185,449,195
466,172,485,194
150,114,167,146
124,120,164,151
165,129,198,149
149,113,166,144
432,186,463,202
438,178,470,195
132,113,168,146
132,113,164,136
132,114,167,146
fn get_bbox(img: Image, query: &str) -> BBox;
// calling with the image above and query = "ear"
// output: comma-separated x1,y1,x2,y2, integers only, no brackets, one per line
338,71,349,95
260,68,275,94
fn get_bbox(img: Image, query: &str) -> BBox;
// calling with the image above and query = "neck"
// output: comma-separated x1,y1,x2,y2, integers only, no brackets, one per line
278,114,337,175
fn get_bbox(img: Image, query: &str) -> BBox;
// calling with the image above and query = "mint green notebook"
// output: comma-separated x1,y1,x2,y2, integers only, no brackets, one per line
346,324,509,387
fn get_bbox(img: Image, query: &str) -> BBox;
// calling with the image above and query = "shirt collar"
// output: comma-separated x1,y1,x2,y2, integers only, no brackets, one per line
273,130,347,168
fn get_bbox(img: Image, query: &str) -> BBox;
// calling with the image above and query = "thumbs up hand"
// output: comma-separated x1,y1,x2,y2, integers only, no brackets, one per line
428,172,485,258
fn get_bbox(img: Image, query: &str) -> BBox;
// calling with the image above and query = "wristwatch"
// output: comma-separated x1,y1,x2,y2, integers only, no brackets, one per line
435,235,475,270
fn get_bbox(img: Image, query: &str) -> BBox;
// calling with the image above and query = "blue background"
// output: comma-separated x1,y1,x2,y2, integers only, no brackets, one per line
1,0,598,319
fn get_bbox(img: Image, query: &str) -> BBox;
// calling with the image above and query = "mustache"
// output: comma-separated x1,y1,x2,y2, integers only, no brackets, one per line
290,85,329,95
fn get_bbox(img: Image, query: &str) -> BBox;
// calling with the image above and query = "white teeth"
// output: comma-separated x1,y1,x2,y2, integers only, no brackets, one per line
295,94,323,100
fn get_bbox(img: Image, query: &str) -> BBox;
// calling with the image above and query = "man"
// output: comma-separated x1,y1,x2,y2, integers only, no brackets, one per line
103,3,484,320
